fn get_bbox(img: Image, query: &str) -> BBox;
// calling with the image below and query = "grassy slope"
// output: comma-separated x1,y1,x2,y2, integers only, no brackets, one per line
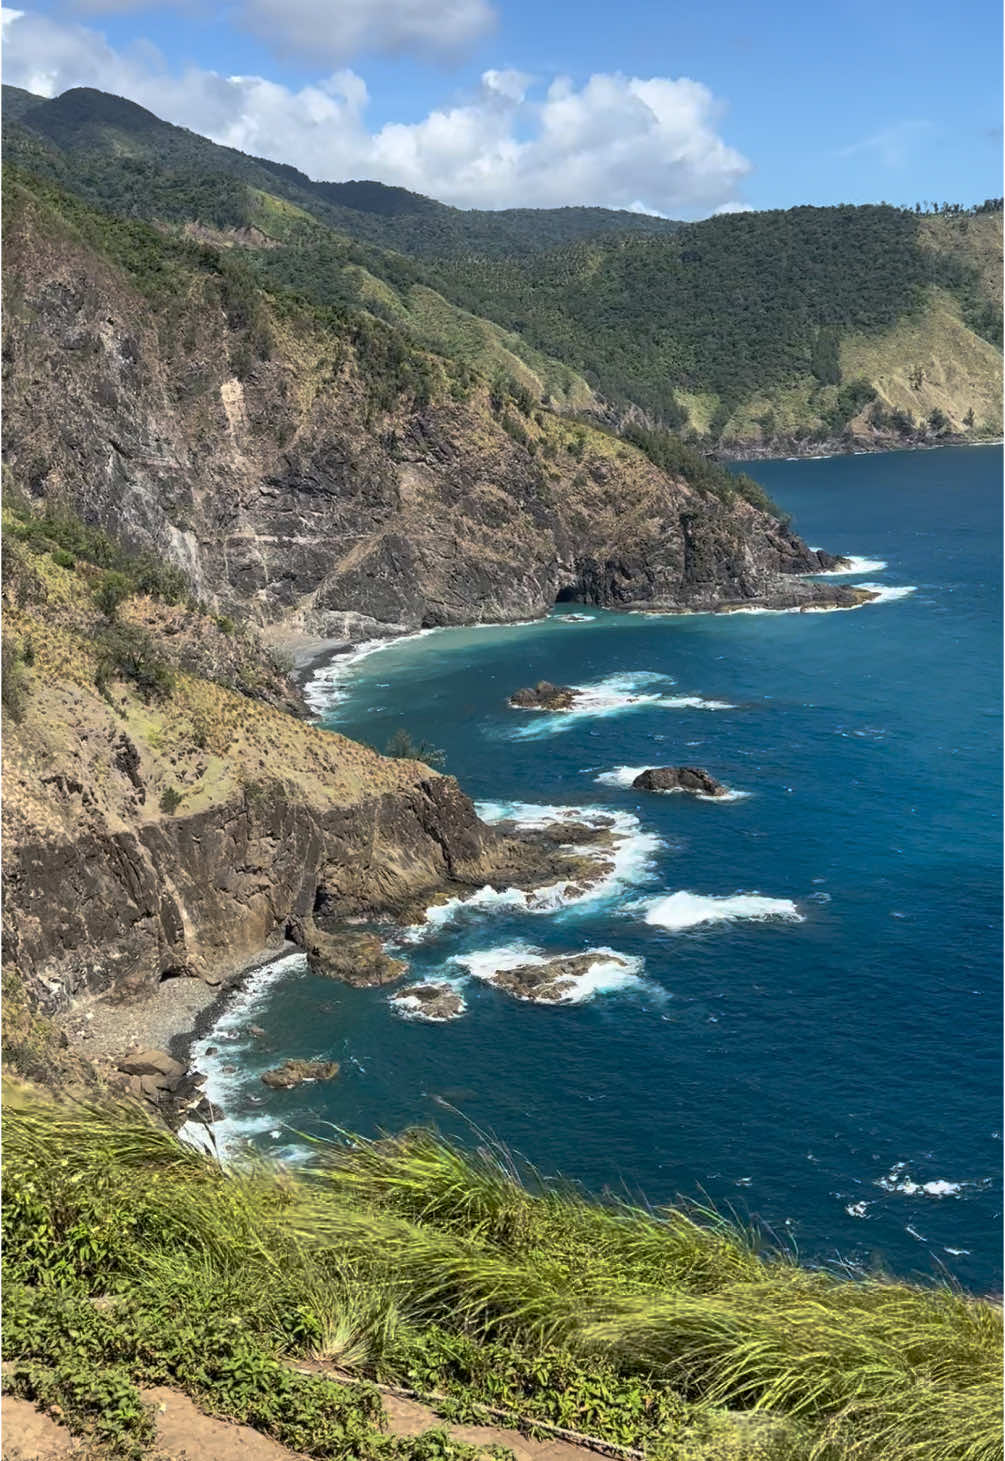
3,1091,1000,1461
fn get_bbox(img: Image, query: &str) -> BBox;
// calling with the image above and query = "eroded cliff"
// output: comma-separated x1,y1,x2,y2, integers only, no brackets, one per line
2,172,858,642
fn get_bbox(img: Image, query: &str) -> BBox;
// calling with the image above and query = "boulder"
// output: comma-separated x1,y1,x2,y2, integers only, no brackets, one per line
631,767,727,797
117,1047,186,1082
261,1059,340,1090
508,680,579,711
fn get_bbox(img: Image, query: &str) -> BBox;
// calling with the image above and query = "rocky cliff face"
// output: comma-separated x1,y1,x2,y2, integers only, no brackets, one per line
2,177,855,641
1,555,587,1013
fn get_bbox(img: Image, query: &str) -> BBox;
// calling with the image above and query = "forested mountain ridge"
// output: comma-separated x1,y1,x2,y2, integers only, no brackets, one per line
4,83,1001,452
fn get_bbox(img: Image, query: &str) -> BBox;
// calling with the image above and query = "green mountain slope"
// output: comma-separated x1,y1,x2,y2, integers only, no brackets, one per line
2,86,683,258
3,83,1001,452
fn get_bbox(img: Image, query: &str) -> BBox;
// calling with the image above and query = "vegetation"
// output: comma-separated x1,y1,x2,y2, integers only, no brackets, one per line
4,499,189,606
385,729,447,769
2,1093,999,1461
94,622,175,701
5,86,998,447
2,634,30,721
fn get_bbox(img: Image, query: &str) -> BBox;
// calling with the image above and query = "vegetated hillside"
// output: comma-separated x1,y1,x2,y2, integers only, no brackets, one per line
2,1092,1001,1461
2,165,858,644
418,204,1004,449
7,85,999,455
1,85,682,257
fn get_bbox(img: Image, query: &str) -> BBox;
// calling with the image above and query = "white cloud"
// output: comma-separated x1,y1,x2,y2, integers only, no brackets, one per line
62,0,496,64
713,200,752,214
2,9,751,215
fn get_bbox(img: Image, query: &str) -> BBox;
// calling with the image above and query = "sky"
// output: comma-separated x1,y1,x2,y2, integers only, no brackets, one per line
2,0,1002,217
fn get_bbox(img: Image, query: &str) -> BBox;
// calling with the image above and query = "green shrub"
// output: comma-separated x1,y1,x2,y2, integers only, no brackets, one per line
95,624,174,701
51,546,76,570
384,729,446,768
93,571,134,619
159,786,183,814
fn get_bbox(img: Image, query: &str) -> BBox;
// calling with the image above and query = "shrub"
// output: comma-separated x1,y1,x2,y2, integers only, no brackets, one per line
95,624,174,701
158,786,183,815
1,637,28,722
385,729,446,768
51,547,76,570
93,571,134,619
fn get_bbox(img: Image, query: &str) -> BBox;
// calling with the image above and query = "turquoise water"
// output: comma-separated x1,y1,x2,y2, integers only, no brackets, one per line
192,446,1002,1291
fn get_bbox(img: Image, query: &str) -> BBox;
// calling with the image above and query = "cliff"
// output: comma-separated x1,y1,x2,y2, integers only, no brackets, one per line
2,171,859,643
1,537,590,1017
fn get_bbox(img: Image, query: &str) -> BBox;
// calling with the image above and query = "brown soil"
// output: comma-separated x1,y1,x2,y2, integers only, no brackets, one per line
2,1385,602,1461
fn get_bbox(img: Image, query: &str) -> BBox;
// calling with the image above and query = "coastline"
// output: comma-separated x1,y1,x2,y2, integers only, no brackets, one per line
714,432,1002,462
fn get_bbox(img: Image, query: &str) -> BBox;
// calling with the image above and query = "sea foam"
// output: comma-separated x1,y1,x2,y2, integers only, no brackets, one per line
510,672,734,738
303,630,438,716
594,766,749,801
451,943,646,1004
808,556,888,576
639,891,803,931
178,951,309,1160
404,802,661,939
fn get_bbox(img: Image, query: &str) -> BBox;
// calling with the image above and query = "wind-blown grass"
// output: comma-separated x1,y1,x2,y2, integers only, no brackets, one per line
2,1088,1001,1460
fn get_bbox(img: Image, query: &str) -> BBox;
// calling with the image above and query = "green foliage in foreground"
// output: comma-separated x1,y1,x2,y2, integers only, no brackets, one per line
3,1094,1000,1461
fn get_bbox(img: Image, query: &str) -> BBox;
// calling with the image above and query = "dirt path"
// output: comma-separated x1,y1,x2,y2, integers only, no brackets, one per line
2,1384,603,1461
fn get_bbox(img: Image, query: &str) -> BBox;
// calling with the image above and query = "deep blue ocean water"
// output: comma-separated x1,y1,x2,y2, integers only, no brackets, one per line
189,445,1003,1291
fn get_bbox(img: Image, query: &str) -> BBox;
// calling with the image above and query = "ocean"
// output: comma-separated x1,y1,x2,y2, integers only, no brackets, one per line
185,445,1003,1292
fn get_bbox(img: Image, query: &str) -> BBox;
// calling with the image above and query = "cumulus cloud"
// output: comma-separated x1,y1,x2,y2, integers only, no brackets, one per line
2,9,751,215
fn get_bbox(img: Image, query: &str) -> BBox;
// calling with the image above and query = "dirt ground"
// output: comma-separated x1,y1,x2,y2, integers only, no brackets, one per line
2,1384,603,1461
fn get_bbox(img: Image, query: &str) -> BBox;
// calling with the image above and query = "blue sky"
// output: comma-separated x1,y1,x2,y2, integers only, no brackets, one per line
3,0,1002,215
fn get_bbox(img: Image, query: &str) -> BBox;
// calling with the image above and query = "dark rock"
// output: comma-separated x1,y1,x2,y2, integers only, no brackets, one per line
247,1024,267,1037
509,680,579,711
631,767,728,797
261,1058,340,1090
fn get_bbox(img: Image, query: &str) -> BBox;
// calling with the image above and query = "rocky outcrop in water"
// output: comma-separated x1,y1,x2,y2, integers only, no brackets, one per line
392,983,466,1021
632,767,727,796
509,681,579,710
486,952,630,1003
261,1058,339,1089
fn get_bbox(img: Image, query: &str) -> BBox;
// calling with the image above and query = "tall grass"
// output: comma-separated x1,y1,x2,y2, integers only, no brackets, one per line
2,1089,1001,1461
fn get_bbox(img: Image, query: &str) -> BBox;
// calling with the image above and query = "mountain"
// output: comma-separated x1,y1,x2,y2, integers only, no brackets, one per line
4,84,1001,451
2,86,684,258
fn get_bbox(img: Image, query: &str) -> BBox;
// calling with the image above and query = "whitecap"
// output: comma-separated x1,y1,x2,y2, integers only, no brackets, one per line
450,943,646,1004
509,672,733,738
809,556,888,576
303,630,438,716
405,803,661,939
851,582,917,604
638,891,803,931
944,1247,971,1256
875,1165,968,1198
845,1201,872,1218
177,951,309,1160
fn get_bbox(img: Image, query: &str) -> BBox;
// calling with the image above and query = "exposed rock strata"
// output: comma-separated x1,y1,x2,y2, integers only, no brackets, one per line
485,953,630,1003
3,182,859,638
